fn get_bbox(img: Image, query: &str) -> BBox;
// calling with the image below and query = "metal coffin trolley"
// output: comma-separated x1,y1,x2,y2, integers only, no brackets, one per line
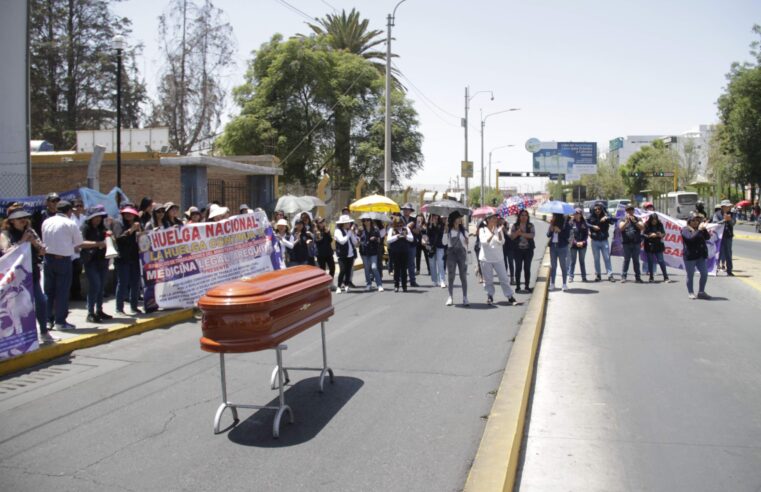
198,265,335,437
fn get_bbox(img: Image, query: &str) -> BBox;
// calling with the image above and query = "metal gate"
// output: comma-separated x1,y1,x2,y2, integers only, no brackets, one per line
207,179,248,209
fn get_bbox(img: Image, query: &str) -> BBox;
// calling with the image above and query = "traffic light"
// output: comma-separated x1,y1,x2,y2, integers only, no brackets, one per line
628,171,643,177
653,171,664,177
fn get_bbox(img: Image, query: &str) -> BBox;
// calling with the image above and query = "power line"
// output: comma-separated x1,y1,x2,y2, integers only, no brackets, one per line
320,0,338,13
392,64,460,128
273,0,317,21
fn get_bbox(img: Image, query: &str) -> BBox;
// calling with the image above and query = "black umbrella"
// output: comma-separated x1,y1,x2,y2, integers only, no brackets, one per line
424,199,469,217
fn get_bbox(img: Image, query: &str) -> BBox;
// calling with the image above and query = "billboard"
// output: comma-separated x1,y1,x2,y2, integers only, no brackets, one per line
532,142,597,175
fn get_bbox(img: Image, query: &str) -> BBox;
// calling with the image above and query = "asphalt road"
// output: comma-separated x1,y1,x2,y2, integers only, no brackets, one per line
517,251,761,491
0,221,549,492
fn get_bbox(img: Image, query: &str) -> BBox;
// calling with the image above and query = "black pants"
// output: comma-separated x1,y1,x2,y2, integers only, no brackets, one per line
71,258,83,299
317,254,335,278
514,248,534,289
390,248,409,289
337,256,354,288
503,248,515,280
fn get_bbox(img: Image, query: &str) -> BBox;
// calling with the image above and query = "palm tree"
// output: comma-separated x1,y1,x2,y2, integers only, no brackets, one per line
308,9,386,73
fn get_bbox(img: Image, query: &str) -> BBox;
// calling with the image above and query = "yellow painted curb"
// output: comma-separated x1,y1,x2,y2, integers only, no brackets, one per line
735,234,761,242
464,248,550,492
0,308,195,378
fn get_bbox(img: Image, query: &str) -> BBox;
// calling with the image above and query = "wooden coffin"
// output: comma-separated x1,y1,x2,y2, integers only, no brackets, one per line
198,265,334,353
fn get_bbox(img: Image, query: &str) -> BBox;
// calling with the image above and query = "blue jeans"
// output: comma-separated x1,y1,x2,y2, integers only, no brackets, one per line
84,258,108,314
621,243,641,279
362,254,382,288
646,251,668,279
720,237,733,273
407,244,417,284
431,248,446,285
549,245,569,285
684,257,707,294
591,239,612,276
568,246,587,279
44,256,73,324
116,260,141,311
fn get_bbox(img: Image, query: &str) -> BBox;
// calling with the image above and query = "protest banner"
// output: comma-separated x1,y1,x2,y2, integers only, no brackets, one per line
0,188,80,216
140,211,282,309
610,210,724,275
0,243,39,360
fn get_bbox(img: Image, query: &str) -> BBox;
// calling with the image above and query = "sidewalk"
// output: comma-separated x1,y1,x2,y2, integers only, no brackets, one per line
516,254,761,491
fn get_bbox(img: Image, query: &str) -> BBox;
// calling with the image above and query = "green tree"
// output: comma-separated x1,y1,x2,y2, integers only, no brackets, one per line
620,140,678,197
717,24,761,201
468,186,503,207
580,154,626,199
29,0,146,148
216,34,423,190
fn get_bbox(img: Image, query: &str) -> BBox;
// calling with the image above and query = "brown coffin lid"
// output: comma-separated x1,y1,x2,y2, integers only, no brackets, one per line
200,265,330,304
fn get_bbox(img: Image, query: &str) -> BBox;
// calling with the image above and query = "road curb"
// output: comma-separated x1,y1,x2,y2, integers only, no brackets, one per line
735,234,761,241
0,308,195,378
464,248,550,492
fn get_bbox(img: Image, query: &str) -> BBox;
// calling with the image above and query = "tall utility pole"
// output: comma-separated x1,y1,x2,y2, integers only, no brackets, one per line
480,108,520,206
464,87,494,206
384,0,406,197
113,35,126,189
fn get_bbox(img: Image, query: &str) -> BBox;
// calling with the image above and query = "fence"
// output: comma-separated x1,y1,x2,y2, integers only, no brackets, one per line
207,179,248,209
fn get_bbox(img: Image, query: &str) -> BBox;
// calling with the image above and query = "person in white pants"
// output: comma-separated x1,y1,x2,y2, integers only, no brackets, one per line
478,213,518,306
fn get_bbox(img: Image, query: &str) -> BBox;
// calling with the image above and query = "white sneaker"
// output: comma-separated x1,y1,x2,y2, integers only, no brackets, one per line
445,296,453,306
378,286,384,292
344,286,350,293
562,283,568,291
39,332,59,344
440,282,446,288
335,288,342,294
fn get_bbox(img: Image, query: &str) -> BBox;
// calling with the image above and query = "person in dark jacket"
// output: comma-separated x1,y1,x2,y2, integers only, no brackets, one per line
334,215,359,293
427,214,447,288
112,206,143,315
618,205,644,283
501,217,516,286
138,197,153,228
681,214,711,299
587,202,614,281
314,217,335,288
546,213,572,290
643,213,669,282
568,208,589,282
510,210,536,293
711,199,735,276
414,214,429,276
162,202,184,228
287,219,312,266
359,218,383,291
80,205,113,323
387,216,413,292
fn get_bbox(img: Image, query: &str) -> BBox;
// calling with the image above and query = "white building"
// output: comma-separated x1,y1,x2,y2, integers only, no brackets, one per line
608,125,717,177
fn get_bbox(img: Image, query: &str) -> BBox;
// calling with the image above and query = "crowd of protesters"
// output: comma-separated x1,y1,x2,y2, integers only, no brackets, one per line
0,188,746,347
538,199,738,301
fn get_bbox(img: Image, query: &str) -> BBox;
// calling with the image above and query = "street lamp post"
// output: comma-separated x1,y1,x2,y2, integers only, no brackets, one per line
480,108,520,206
112,35,126,189
488,144,514,189
384,0,406,197
463,87,494,206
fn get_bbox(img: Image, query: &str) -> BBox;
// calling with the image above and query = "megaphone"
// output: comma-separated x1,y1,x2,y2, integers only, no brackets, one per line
104,234,119,259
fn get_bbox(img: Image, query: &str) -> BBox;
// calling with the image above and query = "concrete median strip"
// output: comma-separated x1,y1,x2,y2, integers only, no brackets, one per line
464,249,550,492
0,309,195,378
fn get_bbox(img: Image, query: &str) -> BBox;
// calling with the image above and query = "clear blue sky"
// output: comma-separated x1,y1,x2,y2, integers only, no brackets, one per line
114,0,759,192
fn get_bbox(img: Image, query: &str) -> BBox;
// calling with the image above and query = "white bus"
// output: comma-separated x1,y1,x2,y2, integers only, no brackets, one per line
657,191,699,219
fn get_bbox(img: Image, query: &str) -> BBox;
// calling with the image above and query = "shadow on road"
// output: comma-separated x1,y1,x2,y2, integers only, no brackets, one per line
561,288,598,294
227,376,363,447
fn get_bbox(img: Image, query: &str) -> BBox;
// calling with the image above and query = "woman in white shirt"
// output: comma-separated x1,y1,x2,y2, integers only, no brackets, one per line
273,219,290,269
334,215,359,293
478,213,518,306
442,211,469,306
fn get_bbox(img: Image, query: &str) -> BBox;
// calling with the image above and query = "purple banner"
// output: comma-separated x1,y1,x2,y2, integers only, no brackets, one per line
0,243,39,359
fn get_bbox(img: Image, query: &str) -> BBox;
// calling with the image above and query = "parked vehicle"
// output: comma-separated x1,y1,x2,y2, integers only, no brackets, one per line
654,191,699,220
607,198,631,216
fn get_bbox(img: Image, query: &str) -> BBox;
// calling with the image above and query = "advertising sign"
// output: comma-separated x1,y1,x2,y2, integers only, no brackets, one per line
0,244,39,360
461,161,473,178
532,142,597,175
140,211,281,309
